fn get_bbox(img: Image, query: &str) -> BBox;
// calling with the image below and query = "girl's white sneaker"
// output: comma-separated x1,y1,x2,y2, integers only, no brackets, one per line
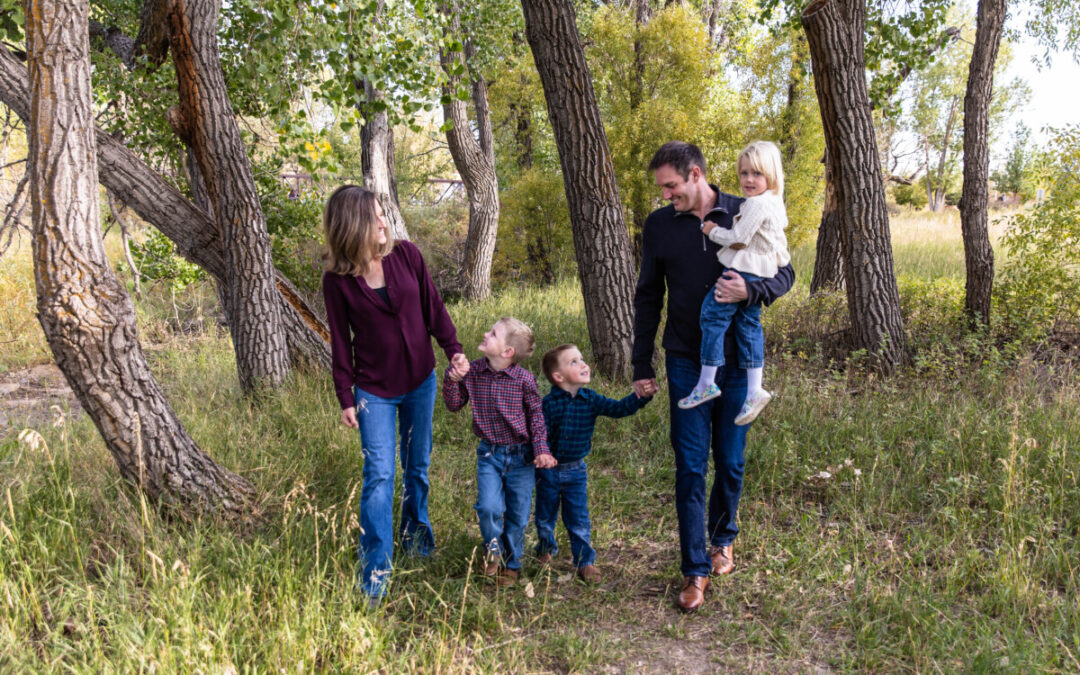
734,389,772,426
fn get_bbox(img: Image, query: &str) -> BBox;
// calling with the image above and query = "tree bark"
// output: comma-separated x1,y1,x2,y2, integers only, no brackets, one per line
802,0,909,370
165,0,289,393
358,77,409,241
521,0,636,378
441,4,500,301
958,0,1005,328
810,158,845,293
0,44,331,371
26,0,254,516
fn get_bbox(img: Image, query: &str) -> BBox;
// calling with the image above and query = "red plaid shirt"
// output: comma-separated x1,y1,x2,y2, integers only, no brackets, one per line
443,358,550,455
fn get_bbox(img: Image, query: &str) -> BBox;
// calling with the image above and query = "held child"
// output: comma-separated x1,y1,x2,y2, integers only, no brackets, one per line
443,317,557,586
677,140,791,425
535,345,651,583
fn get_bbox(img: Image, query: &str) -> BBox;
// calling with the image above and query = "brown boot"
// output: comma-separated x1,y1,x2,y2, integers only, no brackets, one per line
496,568,519,587
710,545,734,576
577,564,601,584
536,552,552,565
676,576,709,612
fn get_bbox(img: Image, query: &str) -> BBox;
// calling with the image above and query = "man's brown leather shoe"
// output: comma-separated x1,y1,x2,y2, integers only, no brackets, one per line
496,568,519,587
482,562,500,577
577,564,601,584
710,545,734,576
676,576,709,612
536,552,552,565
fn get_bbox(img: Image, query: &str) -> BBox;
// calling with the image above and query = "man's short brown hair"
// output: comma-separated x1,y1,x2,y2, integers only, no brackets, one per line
541,344,577,384
648,141,707,180
498,317,535,365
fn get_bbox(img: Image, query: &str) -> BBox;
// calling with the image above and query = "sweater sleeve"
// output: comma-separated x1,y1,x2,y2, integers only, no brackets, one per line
631,215,665,381
406,242,463,361
322,274,357,410
708,194,768,247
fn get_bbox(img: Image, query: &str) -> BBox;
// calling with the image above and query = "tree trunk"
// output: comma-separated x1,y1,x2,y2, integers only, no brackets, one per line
958,0,1005,328
802,0,909,371
810,158,845,293
0,44,331,372
26,0,254,516
522,0,636,378
358,78,409,241
441,5,499,301
165,0,289,393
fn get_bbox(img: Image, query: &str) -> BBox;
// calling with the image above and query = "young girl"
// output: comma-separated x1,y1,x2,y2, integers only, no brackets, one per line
677,141,790,426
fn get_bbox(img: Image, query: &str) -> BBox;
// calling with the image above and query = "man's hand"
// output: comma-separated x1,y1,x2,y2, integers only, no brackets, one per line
633,378,659,398
341,406,358,429
715,270,748,304
449,352,470,382
534,453,558,469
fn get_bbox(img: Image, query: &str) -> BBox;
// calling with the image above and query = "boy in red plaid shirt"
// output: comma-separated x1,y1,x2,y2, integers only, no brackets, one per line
444,317,557,585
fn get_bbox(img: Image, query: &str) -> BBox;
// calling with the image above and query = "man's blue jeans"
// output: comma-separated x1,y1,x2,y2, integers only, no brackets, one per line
700,271,764,369
534,459,595,568
667,354,750,578
475,441,535,570
353,370,437,598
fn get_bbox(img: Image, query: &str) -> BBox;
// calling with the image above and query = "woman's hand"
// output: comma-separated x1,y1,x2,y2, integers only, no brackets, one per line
341,406,359,429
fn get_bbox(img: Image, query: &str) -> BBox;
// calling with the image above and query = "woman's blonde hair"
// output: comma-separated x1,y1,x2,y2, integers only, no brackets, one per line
737,141,785,197
322,185,395,275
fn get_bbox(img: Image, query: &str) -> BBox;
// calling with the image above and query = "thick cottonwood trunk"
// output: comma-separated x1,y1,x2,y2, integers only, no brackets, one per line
959,0,1005,328
810,159,845,293
521,0,636,378
26,0,254,516
802,0,909,371
359,78,408,241
165,0,289,392
0,44,331,371
441,7,499,301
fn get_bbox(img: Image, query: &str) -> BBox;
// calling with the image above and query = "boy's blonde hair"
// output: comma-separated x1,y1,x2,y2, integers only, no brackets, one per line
737,141,784,197
498,317,535,365
541,344,577,385
322,185,395,276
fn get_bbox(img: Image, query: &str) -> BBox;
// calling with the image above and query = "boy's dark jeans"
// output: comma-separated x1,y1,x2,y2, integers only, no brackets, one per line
534,459,595,568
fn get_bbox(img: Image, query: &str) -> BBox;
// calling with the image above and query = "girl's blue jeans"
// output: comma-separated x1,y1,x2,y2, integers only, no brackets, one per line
353,370,437,598
699,270,765,369
475,441,535,571
534,459,595,568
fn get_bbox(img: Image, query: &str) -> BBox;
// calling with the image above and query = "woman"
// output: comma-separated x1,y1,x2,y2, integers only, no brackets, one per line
322,185,469,601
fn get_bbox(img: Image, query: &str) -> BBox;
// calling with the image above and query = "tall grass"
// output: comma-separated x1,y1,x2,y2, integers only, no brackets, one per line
1,209,1078,671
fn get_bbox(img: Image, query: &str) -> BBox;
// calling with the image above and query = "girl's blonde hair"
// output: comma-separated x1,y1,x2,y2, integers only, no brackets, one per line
737,141,785,197
322,185,395,275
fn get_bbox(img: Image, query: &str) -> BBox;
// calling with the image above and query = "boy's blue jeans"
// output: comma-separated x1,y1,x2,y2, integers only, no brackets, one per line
475,441,535,571
667,355,749,578
699,270,764,369
353,371,437,598
534,459,595,568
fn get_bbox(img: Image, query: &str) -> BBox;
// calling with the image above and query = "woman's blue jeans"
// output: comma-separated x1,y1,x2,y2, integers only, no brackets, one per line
699,271,764,369
475,441,535,571
667,354,750,578
534,459,595,568
353,370,437,598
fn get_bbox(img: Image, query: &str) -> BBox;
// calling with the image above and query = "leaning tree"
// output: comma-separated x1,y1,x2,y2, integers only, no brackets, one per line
27,0,254,516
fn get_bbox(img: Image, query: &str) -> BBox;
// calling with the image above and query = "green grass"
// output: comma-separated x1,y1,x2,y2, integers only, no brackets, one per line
2,209,1079,671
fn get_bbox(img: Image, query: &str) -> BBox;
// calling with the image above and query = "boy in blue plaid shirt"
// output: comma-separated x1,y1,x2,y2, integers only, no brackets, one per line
535,344,651,583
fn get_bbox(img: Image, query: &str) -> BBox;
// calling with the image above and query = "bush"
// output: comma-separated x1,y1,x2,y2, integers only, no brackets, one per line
996,126,1080,341
493,168,576,286
402,199,470,298
893,182,928,209
262,190,325,304
127,229,205,291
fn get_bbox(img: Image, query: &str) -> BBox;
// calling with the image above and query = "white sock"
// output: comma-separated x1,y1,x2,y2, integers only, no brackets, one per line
747,367,763,394
697,365,718,391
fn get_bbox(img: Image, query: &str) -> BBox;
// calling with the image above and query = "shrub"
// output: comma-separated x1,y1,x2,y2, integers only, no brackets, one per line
493,168,575,286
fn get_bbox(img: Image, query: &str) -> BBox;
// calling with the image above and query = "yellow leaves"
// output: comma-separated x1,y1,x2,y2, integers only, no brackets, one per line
303,139,332,162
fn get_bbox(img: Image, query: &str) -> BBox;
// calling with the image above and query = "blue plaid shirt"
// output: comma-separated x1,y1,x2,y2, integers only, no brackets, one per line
541,386,650,463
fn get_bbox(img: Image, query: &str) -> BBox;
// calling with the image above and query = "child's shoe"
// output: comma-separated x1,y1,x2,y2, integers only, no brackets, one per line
677,383,722,409
577,564,601,584
733,389,772,426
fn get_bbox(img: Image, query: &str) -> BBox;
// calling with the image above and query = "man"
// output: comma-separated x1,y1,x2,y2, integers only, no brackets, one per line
632,141,794,612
